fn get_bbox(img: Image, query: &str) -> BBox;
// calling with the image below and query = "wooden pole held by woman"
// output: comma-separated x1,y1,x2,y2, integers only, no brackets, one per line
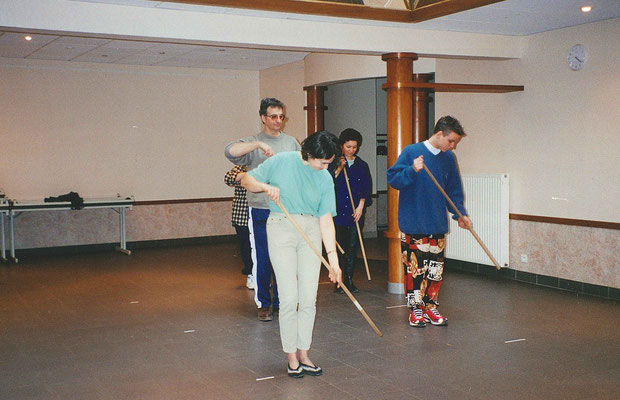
277,201,383,337
342,167,372,281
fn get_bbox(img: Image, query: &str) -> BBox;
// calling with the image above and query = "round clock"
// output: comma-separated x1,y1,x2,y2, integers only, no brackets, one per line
567,44,586,71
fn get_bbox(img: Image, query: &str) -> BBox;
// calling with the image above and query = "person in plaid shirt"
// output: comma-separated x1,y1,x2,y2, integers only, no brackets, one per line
224,165,254,289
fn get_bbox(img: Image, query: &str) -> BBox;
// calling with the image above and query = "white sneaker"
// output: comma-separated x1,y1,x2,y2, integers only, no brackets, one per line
246,275,255,290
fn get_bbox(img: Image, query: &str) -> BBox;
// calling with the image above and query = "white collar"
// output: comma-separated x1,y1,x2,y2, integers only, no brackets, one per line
423,140,440,155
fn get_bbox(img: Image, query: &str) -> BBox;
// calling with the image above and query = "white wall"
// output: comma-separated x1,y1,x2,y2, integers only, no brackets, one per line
435,18,620,223
0,58,259,201
259,60,307,141
434,19,620,287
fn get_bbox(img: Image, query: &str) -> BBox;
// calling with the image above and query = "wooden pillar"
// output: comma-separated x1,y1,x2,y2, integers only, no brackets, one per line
381,52,417,294
413,73,433,143
303,85,328,135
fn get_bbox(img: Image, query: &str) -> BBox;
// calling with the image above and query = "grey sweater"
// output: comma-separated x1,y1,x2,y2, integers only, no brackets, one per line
225,131,300,209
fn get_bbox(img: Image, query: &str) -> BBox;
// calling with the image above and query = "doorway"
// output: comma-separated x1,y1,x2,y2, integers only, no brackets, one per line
323,76,435,235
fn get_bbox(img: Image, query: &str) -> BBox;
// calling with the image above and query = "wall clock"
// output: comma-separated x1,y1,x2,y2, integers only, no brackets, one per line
567,44,586,71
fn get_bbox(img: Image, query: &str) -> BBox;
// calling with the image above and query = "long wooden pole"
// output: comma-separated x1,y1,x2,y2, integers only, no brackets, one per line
276,201,383,337
422,165,501,270
342,167,371,281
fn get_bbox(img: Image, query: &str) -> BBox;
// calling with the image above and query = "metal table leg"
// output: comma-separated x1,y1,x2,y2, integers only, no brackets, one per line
115,207,131,255
1,212,6,262
9,210,18,263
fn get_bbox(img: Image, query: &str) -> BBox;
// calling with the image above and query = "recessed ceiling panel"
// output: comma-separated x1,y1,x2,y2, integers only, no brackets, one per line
27,42,101,61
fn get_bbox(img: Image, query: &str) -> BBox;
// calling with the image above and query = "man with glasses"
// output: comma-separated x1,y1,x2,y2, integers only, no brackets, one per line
225,98,301,321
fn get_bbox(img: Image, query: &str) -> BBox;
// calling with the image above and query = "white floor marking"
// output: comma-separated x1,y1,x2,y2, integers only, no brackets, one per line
504,338,526,344
386,304,408,309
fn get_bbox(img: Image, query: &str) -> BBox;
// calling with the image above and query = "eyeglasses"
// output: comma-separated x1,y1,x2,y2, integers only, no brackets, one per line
266,114,285,121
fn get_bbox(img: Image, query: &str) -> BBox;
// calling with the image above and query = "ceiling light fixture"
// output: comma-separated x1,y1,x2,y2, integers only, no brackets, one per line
581,6,592,12
24,35,32,41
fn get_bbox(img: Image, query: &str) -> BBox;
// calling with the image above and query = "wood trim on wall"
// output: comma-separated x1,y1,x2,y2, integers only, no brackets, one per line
382,82,524,93
133,200,619,230
509,213,619,230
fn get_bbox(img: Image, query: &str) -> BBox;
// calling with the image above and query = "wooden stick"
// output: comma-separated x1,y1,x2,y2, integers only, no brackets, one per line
336,240,345,255
422,164,502,271
342,167,372,281
276,201,383,337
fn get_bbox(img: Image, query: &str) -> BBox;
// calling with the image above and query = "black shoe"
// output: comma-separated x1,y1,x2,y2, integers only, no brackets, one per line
287,363,304,378
334,284,344,294
344,278,359,293
299,362,323,376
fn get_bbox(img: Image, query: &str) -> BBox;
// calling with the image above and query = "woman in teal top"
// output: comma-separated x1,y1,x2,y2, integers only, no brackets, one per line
242,131,342,379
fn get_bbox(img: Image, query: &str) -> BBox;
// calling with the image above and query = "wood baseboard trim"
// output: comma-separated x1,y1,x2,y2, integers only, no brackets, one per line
509,213,619,230
132,201,619,230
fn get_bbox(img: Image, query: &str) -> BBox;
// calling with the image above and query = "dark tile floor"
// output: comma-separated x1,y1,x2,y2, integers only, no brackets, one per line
1,241,618,400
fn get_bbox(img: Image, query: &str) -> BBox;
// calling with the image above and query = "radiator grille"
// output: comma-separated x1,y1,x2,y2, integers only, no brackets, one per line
445,174,509,268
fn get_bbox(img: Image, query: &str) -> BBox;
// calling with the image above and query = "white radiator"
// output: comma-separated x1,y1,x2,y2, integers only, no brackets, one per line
445,174,509,268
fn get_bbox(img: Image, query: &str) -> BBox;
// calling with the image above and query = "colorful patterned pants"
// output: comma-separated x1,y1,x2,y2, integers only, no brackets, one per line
400,233,446,309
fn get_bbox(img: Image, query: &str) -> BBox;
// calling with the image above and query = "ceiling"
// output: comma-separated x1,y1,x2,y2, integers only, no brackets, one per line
0,0,618,71
0,32,309,71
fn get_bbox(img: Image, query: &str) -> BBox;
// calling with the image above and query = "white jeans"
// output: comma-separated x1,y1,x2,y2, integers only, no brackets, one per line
267,213,321,354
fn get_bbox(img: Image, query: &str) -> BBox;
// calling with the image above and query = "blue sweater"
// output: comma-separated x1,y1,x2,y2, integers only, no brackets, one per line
386,142,467,235
332,156,371,227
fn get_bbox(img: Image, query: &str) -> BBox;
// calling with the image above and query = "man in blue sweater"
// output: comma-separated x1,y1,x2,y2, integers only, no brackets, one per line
387,116,472,327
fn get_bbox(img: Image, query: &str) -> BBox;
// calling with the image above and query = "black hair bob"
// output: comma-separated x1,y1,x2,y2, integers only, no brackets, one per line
301,131,340,161
339,128,363,148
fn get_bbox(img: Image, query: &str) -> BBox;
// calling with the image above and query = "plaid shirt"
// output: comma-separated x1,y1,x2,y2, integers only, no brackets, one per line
224,165,248,226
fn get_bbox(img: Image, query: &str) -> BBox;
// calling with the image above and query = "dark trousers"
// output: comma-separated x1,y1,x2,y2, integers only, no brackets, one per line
335,224,359,280
249,207,278,309
233,224,253,276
